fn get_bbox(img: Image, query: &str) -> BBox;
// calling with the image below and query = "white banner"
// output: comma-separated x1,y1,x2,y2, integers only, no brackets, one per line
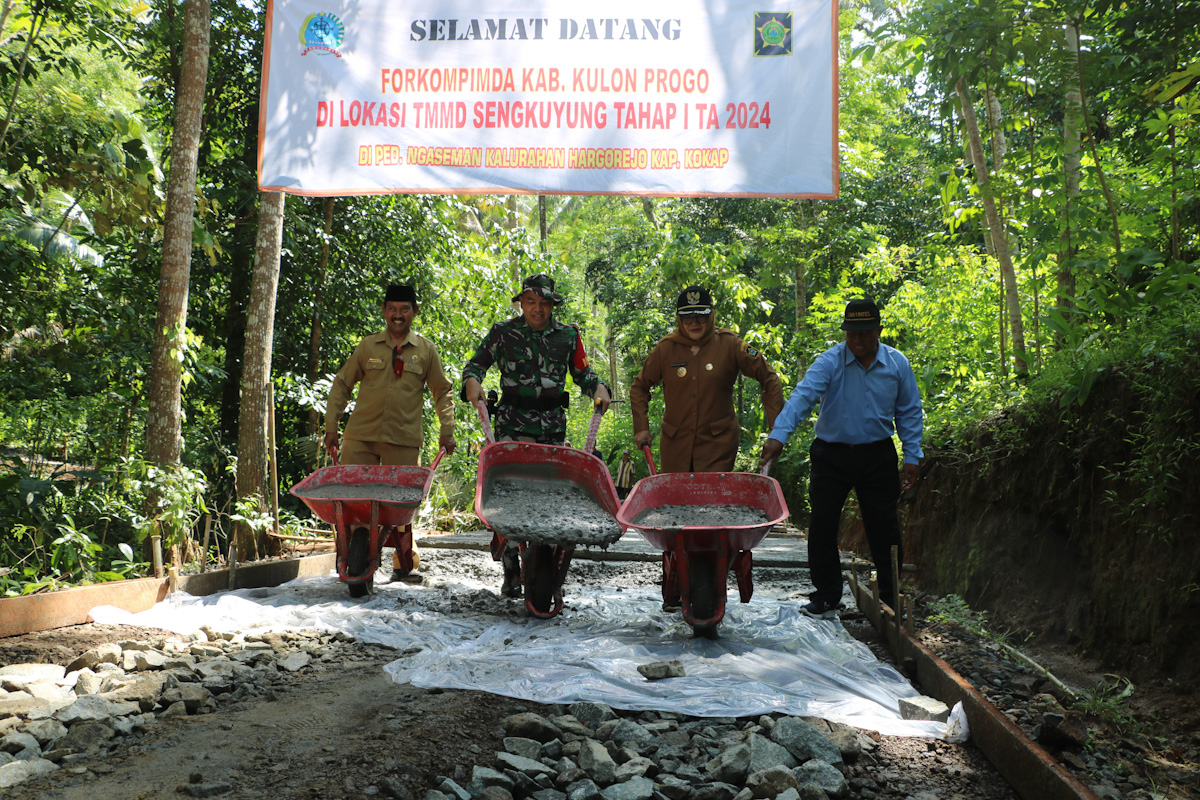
258,0,838,197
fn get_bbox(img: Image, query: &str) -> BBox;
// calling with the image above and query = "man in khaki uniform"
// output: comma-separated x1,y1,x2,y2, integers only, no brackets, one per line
631,285,784,473
324,284,455,581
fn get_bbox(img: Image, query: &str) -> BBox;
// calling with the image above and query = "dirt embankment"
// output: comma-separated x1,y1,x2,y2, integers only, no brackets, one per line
850,368,1200,695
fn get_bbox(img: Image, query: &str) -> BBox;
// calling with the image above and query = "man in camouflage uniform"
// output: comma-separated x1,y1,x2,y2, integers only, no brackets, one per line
462,273,611,595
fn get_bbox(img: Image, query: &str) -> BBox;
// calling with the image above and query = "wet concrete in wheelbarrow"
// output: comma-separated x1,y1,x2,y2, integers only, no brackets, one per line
480,476,623,547
632,503,771,529
295,483,425,503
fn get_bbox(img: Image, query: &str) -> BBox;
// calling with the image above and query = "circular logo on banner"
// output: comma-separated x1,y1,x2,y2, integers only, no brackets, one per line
300,13,345,56
759,19,787,47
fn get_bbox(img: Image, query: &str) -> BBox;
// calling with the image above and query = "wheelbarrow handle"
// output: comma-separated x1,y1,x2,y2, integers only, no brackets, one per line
474,401,496,445
759,459,774,477
429,447,447,473
584,409,603,456
327,442,339,466
640,443,658,476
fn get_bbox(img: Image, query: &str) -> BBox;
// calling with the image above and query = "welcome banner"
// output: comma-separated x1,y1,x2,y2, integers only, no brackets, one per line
258,0,838,197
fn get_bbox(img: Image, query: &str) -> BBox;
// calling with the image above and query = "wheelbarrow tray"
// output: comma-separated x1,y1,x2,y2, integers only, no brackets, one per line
290,463,437,530
474,441,621,544
616,471,789,552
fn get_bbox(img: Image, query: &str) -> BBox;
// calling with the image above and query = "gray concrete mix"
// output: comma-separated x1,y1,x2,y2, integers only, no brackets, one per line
632,503,770,529
296,483,424,504
480,476,622,547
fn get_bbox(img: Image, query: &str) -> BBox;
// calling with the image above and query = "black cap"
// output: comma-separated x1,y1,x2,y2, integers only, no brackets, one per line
841,298,881,331
676,285,714,316
384,284,417,305
513,273,564,305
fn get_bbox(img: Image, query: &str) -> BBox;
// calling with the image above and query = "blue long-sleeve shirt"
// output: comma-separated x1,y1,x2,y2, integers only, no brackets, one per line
768,342,924,465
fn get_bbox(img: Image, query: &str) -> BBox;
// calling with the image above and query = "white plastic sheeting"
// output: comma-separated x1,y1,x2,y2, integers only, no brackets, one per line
90,571,944,738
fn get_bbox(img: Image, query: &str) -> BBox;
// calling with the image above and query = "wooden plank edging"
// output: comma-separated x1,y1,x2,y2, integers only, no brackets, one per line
0,554,337,639
850,577,1101,800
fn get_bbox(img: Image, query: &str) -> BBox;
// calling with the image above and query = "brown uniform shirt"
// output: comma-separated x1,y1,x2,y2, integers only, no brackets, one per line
631,329,783,473
325,330,454,448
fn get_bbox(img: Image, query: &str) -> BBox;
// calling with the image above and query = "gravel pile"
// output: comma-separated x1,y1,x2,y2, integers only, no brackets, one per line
431,703,991,800
0,627,369,791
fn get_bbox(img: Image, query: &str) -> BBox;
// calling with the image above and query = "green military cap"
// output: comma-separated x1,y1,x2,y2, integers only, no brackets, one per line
514,273,564,305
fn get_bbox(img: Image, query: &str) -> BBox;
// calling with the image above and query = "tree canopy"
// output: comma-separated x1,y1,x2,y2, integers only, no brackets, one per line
0,0,1196,592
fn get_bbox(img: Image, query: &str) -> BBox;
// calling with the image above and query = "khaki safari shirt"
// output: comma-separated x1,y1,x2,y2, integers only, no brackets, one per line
325,330,454,448
631,329,783,473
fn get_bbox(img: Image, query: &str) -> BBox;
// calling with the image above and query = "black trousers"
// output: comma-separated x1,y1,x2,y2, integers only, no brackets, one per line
807,438,903,606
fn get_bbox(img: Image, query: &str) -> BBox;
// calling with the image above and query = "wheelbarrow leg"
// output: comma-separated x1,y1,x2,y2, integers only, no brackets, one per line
732,550,754,603
661,551,682,612
389,525,418,578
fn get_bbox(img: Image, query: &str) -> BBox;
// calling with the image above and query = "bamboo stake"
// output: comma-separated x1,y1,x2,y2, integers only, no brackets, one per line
151,534,163,578
269,382,280,537
890,544,901,612
200,513,212,573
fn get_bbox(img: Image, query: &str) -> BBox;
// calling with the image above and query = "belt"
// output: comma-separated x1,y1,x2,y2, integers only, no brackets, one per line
815,438,891,448
500,386,569,411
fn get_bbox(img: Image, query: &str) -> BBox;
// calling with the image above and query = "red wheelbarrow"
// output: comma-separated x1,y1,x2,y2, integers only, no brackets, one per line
290,449,445,597
616,445,789,638
473,407,621,618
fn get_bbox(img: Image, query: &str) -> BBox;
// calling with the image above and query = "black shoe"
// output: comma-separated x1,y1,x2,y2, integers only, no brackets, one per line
500,548,522,598
801,599,844,620
661,599,682,613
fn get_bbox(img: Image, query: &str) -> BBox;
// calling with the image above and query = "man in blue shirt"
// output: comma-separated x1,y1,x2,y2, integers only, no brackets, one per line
760,298,923,619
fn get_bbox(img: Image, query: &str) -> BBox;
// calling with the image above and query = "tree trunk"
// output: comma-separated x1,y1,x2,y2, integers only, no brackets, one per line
985,86,1006,173
956,77,1028,376
307,197,335,442
794,258,807,376
235,191,286,560
538,195,548,251
1058,20,1083,315
1070,19,1121,255
145,0,211,468
506,195,520,294
218,245,252,445
608,335,619,401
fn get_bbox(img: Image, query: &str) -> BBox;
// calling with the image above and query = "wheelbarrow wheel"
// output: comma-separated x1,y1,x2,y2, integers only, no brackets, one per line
688,554,718,622
528,545,555,615
347,526,373,598
347,527,370,578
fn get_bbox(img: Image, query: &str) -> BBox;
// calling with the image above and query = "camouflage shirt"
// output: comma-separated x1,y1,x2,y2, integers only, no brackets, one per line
462,316,605,443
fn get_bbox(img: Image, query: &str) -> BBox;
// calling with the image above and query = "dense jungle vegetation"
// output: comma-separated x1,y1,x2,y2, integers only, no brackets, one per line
0,0,1196,595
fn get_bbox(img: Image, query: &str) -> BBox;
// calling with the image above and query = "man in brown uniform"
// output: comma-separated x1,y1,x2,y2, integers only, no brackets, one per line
631,285,784,612
324,284,456,581
631,285,784,473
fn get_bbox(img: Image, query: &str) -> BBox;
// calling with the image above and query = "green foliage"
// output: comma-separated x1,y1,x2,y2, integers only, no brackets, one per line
125,458,208,549
927,593,1017,646
1073,675,1141,732
0,459,149,595
2,0,1199,592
